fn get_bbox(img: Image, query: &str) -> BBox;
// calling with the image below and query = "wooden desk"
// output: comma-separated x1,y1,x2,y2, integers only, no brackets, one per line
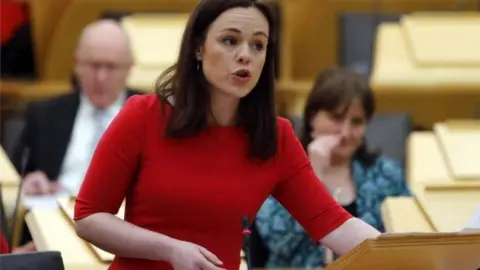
381,197,434,233
370,14,480,128
0,80,71,111
26,204,247,270
26,210,108,270
401,13,480,67
383,128,480,233
408,129,480,186
122,14,188,92
380,132,441,233
0,146,23,247
0,146,20,209
0,80,70,98
0,146,20,184
275,79,312,116
274,0,478,81
407,132,452,186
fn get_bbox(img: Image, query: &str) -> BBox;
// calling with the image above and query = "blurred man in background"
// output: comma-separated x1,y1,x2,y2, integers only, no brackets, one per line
12,19,141,247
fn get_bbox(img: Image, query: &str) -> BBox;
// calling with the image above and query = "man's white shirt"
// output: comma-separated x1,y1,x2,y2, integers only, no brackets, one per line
57,93,125,195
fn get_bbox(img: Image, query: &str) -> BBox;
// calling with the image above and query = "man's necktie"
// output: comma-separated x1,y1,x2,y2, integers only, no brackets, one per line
90,109,108,156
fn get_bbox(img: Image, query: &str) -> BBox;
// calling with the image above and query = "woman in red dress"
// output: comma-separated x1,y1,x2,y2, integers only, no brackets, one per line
73,1,381,269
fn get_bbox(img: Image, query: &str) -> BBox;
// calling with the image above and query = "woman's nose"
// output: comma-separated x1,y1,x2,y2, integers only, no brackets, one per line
236,44,251,64
340,122,352,137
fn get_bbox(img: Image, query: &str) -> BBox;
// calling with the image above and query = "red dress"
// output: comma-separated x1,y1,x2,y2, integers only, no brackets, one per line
0,232,9,254
74,94,351,270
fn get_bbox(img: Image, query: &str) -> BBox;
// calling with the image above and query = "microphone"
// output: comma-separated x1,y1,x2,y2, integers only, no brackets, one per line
241,215,252,270
8,147,30,252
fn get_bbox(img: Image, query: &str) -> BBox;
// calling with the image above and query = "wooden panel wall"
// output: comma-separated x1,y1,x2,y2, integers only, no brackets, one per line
27,0,199,82
277,0,479,81
27,0,479,83
11,0,479,115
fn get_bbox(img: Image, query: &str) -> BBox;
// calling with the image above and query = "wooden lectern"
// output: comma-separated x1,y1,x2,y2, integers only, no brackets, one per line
325,233,480,270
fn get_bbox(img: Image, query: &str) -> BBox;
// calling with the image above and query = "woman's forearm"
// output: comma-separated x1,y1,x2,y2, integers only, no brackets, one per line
75,213,176,261
320,217,380,255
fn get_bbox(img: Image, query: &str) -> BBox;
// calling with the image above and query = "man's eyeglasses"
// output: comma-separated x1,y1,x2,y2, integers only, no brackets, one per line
78,60,130,74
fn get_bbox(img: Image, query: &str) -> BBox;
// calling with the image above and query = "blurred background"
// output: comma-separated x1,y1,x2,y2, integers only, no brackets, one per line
2,0,480,133
0,0,479,269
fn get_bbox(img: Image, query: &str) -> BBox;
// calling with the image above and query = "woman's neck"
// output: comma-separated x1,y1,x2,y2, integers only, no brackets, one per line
208,90,240,126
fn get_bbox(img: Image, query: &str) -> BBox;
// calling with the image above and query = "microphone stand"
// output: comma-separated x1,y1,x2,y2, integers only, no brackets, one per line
8,148,29,252
242,216,252,270
0,185,9,245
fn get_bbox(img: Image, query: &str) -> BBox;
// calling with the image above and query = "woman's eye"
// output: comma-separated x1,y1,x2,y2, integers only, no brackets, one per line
352,118,365,126
253,42,265,51
222,37,236,46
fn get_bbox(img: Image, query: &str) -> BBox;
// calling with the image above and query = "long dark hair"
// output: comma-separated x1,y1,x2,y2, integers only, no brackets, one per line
155,0,278,161
300,67,378,167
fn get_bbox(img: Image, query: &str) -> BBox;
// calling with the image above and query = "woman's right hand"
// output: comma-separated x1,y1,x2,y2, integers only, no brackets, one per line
169,240,225,270
307,135,341,175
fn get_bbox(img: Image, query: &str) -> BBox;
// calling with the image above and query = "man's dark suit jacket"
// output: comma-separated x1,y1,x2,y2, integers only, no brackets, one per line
12,89,142,181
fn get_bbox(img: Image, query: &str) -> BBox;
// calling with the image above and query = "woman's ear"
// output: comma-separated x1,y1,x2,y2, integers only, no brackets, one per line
196,46,204,61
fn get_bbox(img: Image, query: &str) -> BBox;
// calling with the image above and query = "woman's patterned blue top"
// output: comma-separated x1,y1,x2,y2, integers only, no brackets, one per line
256,156,411,268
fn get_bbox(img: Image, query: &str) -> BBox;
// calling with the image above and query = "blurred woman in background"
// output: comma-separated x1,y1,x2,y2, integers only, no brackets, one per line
256,68,411,268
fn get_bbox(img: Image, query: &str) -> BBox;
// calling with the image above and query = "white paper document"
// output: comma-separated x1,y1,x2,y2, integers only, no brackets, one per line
21,190,72,210
22,196,59,210
467,205,480,228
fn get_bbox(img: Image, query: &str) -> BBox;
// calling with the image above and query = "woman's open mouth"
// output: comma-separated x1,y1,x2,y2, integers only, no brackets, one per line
231,69,252,84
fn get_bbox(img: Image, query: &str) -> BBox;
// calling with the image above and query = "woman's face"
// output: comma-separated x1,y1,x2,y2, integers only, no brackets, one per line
197,7,269,100
310,99,368,159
